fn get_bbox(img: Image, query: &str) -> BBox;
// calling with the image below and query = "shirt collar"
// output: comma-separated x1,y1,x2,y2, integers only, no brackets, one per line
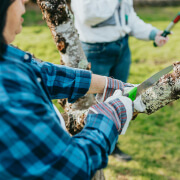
2,44,32,63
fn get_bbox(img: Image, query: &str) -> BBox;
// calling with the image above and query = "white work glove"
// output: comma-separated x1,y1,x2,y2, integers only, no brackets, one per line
88,90,133,134
124,86,146,113
154,31,169,47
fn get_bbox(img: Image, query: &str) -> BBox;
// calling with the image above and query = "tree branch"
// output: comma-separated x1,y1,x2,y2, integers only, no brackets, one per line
142,62,180,114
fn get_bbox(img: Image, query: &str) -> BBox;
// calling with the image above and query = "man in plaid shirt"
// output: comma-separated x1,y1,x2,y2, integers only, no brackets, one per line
0,0,144,179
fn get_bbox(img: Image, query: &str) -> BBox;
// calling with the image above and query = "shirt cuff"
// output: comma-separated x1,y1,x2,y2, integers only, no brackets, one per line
85,114,118,154
95,77,108,103
149,29,159,40
68,69,92,103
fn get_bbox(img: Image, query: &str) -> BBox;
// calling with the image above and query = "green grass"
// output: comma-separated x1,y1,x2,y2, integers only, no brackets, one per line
13,5,180,180
134,7,180,22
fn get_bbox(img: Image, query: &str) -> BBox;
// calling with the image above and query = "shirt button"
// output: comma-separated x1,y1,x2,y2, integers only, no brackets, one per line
24,54,30,60
24,53,32,62
37,77,41,83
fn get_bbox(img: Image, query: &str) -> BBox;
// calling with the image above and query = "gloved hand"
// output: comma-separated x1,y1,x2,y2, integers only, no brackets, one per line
124,86,146,113
96,77,135,103
154,31,169,47
88,90,133,134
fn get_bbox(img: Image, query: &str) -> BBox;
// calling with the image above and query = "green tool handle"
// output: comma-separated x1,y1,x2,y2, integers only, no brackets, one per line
124,87,137,101
153,30,171,47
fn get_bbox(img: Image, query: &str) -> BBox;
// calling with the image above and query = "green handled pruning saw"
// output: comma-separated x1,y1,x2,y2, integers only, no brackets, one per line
124,65,173,101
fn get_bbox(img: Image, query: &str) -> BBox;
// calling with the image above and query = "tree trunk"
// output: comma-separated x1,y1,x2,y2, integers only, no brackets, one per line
36,0,104,179
36,0,95,133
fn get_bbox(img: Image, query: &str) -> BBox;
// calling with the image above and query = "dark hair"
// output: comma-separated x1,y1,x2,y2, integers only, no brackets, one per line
0,0,15,59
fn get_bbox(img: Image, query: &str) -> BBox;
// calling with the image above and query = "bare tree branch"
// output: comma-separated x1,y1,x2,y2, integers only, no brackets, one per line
142,62,180,114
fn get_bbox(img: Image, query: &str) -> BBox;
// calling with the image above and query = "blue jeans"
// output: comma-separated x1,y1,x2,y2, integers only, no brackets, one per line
81,35,131,82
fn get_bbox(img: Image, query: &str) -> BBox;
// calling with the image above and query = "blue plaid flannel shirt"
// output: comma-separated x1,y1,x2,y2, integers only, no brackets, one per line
0,45,118,179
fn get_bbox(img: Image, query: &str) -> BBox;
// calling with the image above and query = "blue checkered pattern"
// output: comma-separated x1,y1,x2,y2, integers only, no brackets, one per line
0,45,118,179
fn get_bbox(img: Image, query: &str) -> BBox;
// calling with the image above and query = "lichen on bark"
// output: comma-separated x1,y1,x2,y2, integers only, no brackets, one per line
142,62,180,114
37,0,88,68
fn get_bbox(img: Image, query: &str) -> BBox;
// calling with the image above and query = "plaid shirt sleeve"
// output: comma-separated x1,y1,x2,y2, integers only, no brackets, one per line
0,80,118,179
31,58,91,103
0,48,118,179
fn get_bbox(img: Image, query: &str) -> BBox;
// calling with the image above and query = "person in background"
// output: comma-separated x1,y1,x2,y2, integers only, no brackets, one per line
70,0,169,161
0,0,145,179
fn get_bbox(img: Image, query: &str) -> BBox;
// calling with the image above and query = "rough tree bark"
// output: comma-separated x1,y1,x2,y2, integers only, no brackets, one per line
36,0,96,134
36,0,104,179
142,62,180,115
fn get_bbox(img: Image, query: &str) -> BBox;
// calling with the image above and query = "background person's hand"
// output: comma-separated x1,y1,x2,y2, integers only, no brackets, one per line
154,31,169,47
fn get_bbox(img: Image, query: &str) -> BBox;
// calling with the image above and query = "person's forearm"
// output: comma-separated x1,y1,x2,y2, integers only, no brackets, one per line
87,74,106,94
87,74,134,95
129,9,157,40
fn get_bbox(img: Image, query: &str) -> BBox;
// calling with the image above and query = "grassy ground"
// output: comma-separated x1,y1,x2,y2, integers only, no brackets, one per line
13,5,180,180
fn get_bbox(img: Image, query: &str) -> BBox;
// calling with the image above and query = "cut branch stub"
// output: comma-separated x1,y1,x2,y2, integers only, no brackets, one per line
37,0,69,54
55,36,68,53
62,110,87,135
142,62,180,114
39,0,69,26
